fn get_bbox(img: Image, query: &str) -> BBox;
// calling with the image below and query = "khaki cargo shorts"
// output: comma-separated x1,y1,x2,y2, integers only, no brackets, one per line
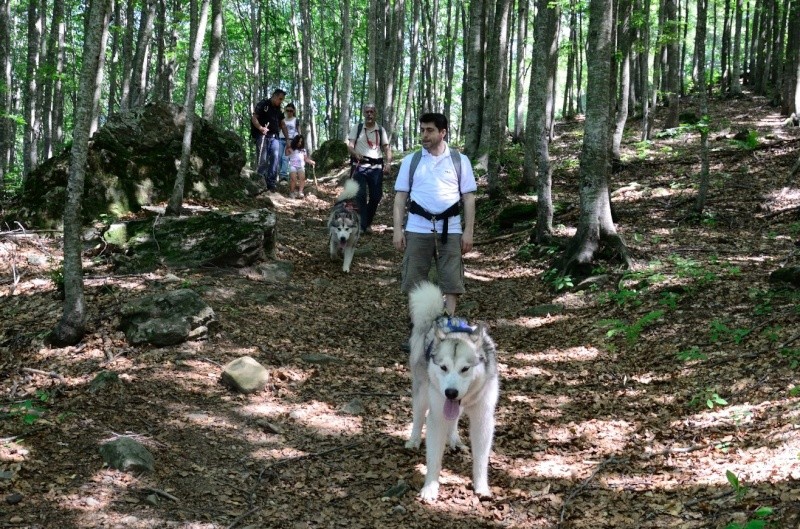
401,232,465,295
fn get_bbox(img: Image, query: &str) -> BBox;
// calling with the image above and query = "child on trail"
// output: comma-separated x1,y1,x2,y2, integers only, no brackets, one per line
286,134,316,198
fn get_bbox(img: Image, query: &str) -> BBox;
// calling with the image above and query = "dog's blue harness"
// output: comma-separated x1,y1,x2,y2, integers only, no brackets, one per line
424,316,476,360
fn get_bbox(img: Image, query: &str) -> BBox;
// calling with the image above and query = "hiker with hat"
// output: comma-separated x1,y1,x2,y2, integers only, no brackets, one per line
251,89,292,192
346,103,393,233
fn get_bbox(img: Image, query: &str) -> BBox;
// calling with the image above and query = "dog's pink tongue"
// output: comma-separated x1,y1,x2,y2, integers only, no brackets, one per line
444,399,460,421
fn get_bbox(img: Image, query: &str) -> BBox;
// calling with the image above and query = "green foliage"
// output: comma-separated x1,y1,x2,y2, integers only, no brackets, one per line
49,263,65,294
676,346,707,361
543,268,574,291
659,291,681,309
5,390,51,425
780,348,800,369
690,387,728,409
599,310,665,345
724,470,774,529
516,243,537,262
731,130,760,150
709,319,751,344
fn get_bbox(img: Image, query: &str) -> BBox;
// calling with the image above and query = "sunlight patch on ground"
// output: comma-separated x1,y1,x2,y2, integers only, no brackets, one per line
506,454,579,479
495,314,570,330
511,346,601,365
284,400,363,436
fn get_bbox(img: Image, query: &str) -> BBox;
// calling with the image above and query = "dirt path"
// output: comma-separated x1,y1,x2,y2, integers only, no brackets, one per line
2,97,800,528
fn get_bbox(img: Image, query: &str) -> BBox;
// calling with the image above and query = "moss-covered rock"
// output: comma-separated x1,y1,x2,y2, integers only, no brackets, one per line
109,208,276,274
18,102,254,228
313,139,350,175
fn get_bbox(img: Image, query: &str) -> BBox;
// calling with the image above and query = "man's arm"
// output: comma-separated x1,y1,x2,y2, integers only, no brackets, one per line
346,136,360,161
382,142,392,173
392,191,408,251
460,192,475,254
251,112,268,136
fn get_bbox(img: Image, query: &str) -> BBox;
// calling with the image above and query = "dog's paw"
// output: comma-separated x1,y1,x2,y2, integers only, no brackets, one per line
473,483,492,498
418,482,439,502
447,436,468,452
404,437,421,450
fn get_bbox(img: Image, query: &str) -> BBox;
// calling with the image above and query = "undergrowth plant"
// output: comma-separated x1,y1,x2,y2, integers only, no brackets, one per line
709,319,751,344
4,390,51,425
724,471,774,529
690,387,728,409
599,310,665,345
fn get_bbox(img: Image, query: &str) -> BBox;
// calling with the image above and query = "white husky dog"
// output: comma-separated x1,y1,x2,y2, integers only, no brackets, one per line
327,179,361,273
405,281,500,502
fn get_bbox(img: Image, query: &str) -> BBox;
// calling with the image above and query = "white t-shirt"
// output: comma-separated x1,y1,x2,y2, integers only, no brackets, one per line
394,144,477,234
288,148,307,171
280,117,298,139
348,123,389,159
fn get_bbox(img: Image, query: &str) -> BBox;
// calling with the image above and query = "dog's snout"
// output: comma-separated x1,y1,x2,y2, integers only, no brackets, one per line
445,388,459,400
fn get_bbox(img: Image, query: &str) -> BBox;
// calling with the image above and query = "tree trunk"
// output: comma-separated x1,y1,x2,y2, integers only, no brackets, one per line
23,0,42,180
166,0,210,216
663,0,680,128
693,0,711,215
42,1,65,160
51,0,111,347
462,0,485,157
730,0,743,95
107,0,121,111
513,0,528,139
780,0,797,113
641,0,652,140
561,0,632,275
443,0,458,133
299,0,315,150
119,0,135,110
338,0,353,139
526,0,559,240
90,7,112,135
203,0,223,121
0,0,12,185
613,0,632,160
720,0,731,92
402,0,421,150
128,0,156,108
563,0,578,119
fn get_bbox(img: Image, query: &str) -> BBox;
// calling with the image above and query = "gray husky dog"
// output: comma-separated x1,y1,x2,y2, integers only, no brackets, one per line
405,281,500,502
328,179,361,273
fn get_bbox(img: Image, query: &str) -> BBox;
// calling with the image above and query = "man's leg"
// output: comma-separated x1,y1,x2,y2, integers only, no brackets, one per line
265,138,281,190
256,137,269,183
437,234,465,315
353,168,368,231
363,167,384,230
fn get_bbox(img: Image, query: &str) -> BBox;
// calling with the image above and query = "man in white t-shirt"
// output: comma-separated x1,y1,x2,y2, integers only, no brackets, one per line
347,103,393,233
392,112,477,316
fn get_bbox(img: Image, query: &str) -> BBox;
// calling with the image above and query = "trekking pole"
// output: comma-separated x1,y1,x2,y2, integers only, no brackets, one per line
257,134,266,184
311,164,318,187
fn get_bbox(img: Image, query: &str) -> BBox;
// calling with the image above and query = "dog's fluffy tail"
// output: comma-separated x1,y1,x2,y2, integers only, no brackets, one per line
337,179,360,202
409,281,445,330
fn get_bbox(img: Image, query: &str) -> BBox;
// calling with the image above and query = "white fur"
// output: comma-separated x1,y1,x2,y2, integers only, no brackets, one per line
406,281,499,502
328,180,361,273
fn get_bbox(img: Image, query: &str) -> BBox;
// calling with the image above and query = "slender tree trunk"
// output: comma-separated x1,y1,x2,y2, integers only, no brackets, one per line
730,0,743,95
563,0,578,119
51,0,111,347
203,0,223,120
780,0,798,113
613,0,632,160
402,0,421,150
0,0,10,185
526,0,559,240
479,0,512,159
338,0,353,139
561,0,632,274
664,0,680,127
107,0,121,112
119,0,135,110
42,1,65,159
128,0,156,108
641,0,652,140
443,0,458,131
90,6,111,135
299,0,315,150
23,0,42,180
513,0,529,139
693,0,710,215
463,0,485,157
720,0,731,92
166,0,210,216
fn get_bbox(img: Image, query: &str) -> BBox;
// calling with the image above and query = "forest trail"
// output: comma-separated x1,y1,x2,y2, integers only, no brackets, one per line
2,95,800,528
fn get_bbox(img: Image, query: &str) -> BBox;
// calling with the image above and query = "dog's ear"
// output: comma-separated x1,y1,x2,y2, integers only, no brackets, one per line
469,323,490,346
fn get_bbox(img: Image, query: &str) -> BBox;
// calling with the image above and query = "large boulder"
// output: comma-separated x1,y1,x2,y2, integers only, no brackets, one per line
313,139,350,175
106,208,277,273
120,289,218,346
18,102,255,228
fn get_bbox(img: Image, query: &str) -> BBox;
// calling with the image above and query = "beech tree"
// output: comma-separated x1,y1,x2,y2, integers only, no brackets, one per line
51,0,111,346
560,0,632,274
166,0,210,216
